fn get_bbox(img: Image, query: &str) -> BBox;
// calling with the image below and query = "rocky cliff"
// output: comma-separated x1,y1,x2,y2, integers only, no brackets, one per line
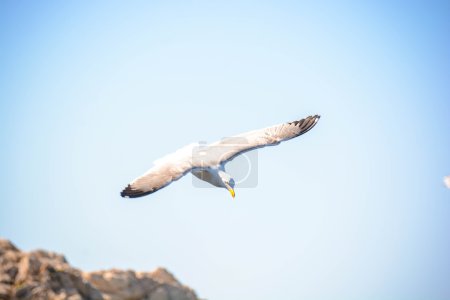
0,239,198,300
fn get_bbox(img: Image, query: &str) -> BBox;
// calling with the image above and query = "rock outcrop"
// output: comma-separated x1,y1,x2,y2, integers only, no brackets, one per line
0,239,198,300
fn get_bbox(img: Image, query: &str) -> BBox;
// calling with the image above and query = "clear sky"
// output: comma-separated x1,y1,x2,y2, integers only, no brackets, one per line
1,1,449,299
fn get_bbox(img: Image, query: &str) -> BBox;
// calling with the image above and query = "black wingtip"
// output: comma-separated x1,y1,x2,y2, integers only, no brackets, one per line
313,114,320,124
121,184,154,198
303,114,320,132
289,114,320,136
120,185,132,198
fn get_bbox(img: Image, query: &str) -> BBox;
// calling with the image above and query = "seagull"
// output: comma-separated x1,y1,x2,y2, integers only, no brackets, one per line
121,115,320,199
444,176,450,189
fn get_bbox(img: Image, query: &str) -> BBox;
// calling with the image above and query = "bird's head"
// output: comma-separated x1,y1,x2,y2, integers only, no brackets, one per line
218,171,235,199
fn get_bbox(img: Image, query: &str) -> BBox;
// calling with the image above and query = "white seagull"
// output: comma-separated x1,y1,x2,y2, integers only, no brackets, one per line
444,176,450,189
121,115,320,198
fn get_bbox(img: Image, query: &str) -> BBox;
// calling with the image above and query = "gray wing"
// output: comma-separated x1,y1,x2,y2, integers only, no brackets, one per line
121,143,199,198
207,115,320,165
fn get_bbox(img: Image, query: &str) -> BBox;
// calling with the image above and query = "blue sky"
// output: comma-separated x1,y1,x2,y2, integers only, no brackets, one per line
1,1,449,299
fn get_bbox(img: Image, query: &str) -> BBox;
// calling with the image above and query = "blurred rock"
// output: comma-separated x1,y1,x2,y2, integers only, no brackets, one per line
0,238,199,300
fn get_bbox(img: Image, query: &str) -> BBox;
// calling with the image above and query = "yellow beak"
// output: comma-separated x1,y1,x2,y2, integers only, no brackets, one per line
229,188,235,199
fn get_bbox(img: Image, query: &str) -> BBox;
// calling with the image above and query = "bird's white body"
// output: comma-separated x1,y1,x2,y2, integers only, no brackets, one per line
121,115,320,198
191,167,236,197
191,167,228,188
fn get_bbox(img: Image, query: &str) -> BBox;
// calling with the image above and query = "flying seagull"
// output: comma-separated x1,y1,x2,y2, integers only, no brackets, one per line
121,115,320,199
444,175,450,189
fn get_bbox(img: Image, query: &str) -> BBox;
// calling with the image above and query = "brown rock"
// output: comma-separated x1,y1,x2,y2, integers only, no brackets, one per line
0,282,11,300
0,241,18,256
148,268,181,288
0,239,200,300
84,270,147,300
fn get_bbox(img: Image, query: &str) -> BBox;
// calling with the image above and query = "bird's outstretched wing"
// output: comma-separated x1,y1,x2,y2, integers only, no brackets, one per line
207,115,320,164
121,143,199,198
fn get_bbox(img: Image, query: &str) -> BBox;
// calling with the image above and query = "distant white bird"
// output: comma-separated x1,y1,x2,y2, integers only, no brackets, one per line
444,176,450,189
121,115,320,198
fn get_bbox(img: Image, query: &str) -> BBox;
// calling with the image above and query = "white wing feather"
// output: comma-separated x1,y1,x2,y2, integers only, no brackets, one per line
207,115,321,164
121,143,199,198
